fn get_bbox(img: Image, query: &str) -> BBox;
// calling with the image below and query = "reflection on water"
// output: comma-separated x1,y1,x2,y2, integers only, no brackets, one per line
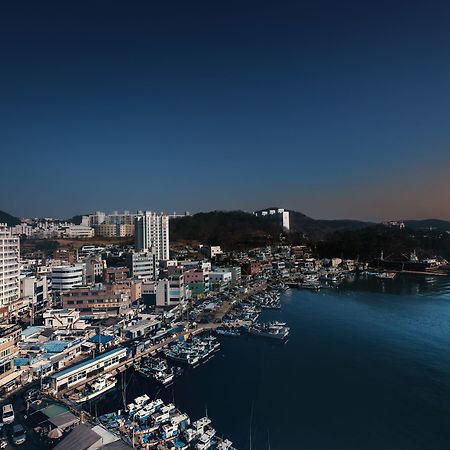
96,275,450,450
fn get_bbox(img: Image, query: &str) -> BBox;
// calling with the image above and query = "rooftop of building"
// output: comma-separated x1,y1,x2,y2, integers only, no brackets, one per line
50,347,126,378
0,323,21,338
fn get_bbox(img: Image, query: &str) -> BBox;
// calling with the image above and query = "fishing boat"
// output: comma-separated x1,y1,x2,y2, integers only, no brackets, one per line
216,327,241,337
135,357,175,386
165,348,200,366
100,395,234,449
127,394,151,413
246,321,290,341
69,374,117,403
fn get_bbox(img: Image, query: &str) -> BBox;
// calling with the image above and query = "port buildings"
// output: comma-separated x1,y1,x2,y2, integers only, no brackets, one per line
0,224,20,317
50,347,128,394
254,208,290,231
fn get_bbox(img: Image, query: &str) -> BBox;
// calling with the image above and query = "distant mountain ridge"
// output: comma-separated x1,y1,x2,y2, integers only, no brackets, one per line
403,219,450,232
0,210,21,227
287,209,372,234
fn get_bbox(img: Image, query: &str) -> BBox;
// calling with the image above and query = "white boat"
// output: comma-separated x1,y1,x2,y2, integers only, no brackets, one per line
133,399,164,421
127,394,150,413
70,374,117,403
151,403,176,425
217,439,236,450
247,322,290,340
196,428,216,450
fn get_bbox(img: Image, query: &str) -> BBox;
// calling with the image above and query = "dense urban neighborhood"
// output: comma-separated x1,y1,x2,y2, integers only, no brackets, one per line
0,207,449,449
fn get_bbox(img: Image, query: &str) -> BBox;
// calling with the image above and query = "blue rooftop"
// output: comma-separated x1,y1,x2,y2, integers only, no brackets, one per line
21,326,45,338
41,338,84,354
14,358,31,366
87,334,114,345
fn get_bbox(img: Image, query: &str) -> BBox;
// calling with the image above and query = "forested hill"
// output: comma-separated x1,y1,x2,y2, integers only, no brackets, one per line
0,210,21,226
170,211,279,249
170,209,372,249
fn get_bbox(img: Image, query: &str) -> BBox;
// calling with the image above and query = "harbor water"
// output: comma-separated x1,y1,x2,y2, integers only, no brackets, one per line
99,275,450,449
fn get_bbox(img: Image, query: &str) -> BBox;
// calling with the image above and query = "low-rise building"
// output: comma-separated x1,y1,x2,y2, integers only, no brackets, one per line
51,265,85,292
84,256,104,284
126,251,158,280
20,274,51,315
95,223,135,238
241,262,262,276
154,275,185,307
61,283,134,319
124,318,162,339
0,324,22,393
229,266,242,283
49,347,128,394
200,246,223,259
63,225,95,239
43,309,87,330
184,268,209,297
209,270,232,291
103,266,129,283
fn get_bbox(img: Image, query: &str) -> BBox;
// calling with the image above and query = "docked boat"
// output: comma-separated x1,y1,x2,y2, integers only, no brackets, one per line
299,281,321,290
69,374,117,403
127,394,151,413
246,321,290,340
165,348,200,366
99,394,235,448
135,357,175,386
216,327,241,337
376,272,396,279
165,335,221,367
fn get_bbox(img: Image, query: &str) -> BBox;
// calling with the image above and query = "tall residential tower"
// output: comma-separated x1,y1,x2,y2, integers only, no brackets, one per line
0,224,20,313
134,211,169,260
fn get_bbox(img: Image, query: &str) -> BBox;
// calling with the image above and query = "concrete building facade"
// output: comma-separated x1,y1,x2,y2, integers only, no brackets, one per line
126,251,158,280
0,224,20,313
51,265,85,292
134,211,169,260
61,283,134,319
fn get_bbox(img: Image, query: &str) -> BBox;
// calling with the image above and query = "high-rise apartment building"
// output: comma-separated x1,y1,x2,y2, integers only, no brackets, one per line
134,212,169,260
0,224,20,312
254,208,290,231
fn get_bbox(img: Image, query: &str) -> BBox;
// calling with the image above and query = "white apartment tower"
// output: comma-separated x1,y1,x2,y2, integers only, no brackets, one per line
134,212,169,260
0,224,20,310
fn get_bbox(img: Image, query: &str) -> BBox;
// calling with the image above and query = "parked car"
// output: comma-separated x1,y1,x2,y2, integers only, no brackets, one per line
12,424,27,445
24,388,41,401
2,404,14,424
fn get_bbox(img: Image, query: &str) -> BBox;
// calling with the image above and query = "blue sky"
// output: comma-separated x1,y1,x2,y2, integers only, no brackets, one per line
1,0,450,220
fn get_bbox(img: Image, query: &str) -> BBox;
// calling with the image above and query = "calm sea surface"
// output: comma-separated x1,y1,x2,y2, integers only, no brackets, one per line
100,275,450,450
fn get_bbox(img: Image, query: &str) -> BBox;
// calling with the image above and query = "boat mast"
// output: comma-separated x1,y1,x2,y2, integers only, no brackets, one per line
121,371,127,411
249,401,254,450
